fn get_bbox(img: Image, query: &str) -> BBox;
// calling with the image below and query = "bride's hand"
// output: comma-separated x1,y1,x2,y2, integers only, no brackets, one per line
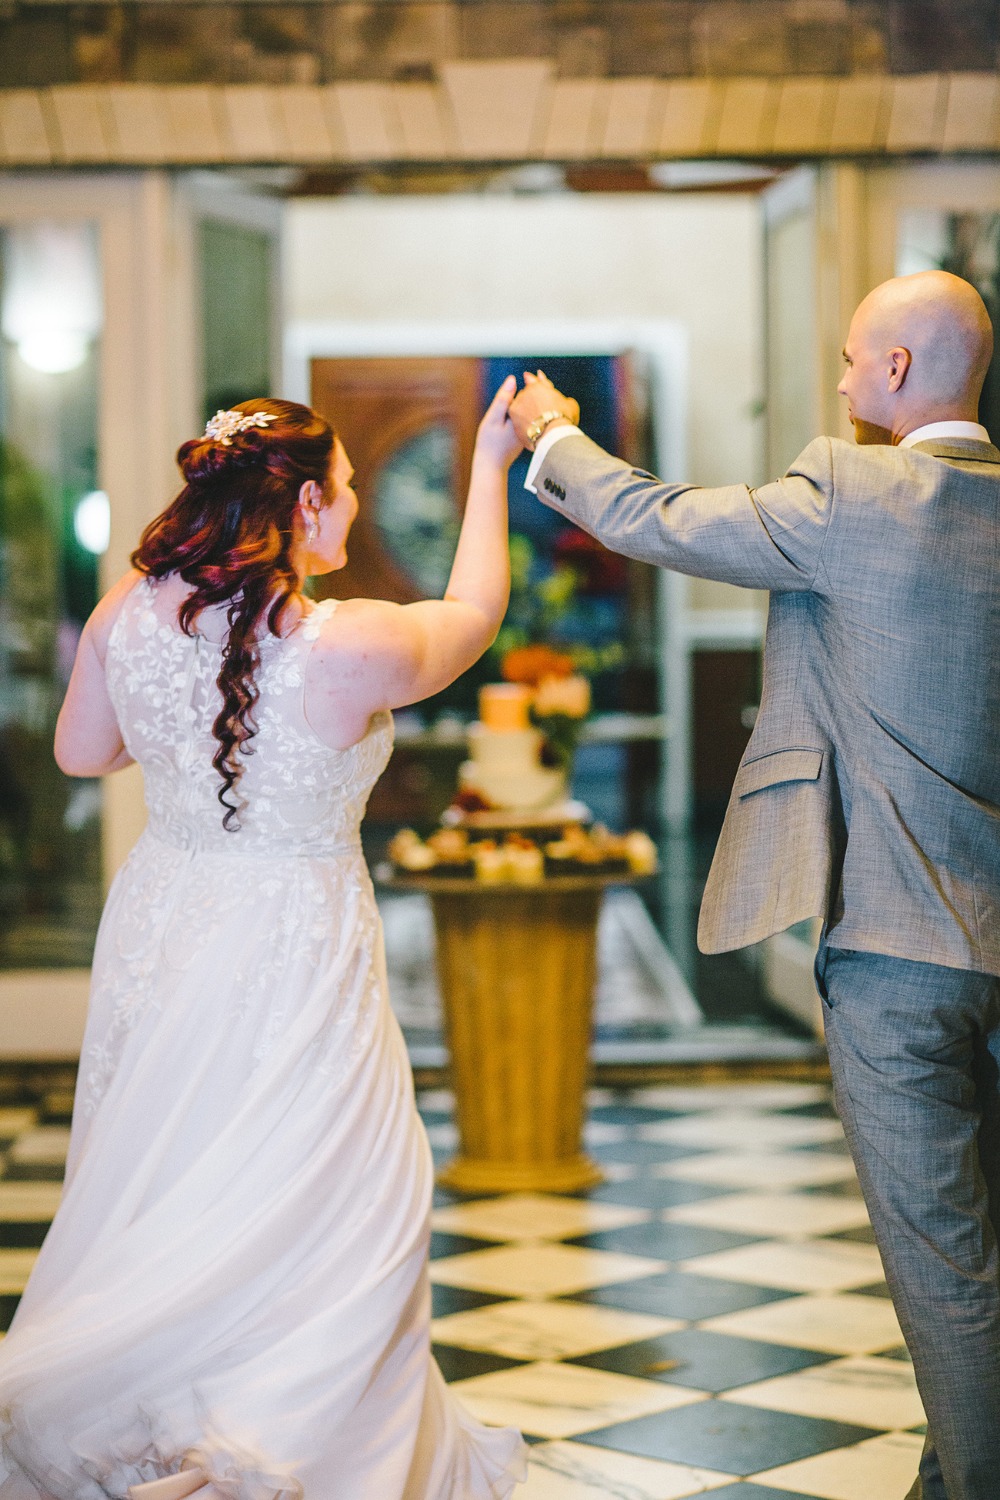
473,375,523,470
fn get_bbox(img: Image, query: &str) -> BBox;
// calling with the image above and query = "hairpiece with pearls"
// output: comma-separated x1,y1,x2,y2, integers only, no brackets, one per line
203,409,279,446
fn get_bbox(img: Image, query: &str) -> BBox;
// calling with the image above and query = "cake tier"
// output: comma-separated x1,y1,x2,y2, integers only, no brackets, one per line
467,722,543,770
459,759,566,811
479,682,532,731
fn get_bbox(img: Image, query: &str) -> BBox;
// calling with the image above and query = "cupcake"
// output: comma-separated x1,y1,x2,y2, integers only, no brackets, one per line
505,840,544,886
624,830,659,875
427,828,474,877
472,841,507,884
543,838,580,877
389,829,438,874
588,824,631,876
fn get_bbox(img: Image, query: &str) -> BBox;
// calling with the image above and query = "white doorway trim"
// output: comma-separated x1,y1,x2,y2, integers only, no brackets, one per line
284,314,686,465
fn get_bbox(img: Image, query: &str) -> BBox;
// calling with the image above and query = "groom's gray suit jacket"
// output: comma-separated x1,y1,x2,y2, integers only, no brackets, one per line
534,432,1000,973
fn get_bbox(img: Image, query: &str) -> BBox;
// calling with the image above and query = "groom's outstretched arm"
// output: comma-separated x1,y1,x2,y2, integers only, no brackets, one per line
530,428,835,594
509,371,834,592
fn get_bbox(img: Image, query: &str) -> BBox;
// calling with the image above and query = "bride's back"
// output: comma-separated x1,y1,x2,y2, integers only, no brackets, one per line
107,574,392,859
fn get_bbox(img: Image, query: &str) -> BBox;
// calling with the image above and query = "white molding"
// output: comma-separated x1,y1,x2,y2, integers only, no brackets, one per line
762,162,817,226
282,315,688,517
683,609,766,648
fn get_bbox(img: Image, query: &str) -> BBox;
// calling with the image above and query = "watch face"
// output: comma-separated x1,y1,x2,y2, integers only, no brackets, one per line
527,411,555,447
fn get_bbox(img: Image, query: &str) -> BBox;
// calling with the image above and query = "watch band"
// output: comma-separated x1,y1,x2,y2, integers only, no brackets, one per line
525,409,569,451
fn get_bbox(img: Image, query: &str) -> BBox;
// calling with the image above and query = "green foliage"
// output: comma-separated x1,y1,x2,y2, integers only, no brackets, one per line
530,711,581,772
0,439,71,893
491,531,628,679
492,532,581,661
0,437,59,676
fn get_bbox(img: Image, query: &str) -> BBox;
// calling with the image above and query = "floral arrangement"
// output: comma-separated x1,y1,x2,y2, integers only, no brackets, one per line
492,535,626,679
499,642,591,773
488,530,629,770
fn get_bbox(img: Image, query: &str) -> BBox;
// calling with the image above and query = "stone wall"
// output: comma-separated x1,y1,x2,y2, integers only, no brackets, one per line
1,1,997,91
0,2,997,166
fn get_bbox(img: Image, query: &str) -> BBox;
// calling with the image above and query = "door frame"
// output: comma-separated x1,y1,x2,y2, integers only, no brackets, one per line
0,170,200,1050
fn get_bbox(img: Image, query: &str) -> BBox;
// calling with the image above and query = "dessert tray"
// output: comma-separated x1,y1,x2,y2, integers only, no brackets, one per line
385,820,658,887
383,680,658,887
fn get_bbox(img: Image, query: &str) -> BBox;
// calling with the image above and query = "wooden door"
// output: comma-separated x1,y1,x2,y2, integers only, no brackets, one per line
309,356,483,604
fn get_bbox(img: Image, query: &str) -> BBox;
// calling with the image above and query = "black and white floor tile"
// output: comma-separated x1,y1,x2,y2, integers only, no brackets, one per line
424,1081,925,1500
0,1071,923,1498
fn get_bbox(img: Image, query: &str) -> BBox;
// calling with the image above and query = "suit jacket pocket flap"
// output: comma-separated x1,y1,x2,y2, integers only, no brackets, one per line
737,747,824,798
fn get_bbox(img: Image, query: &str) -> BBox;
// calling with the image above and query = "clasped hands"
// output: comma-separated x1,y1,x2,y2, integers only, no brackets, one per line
508,371,580,449
475,371,580,468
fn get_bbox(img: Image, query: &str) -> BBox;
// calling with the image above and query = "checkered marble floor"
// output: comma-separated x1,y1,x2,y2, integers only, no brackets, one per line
424,1081,925,1500
0,1071,922,1499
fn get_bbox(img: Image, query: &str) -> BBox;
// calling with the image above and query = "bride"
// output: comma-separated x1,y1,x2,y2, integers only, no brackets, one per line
0,379,527,1500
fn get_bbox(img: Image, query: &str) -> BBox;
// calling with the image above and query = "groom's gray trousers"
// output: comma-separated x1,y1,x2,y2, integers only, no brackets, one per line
815,942,1000,1500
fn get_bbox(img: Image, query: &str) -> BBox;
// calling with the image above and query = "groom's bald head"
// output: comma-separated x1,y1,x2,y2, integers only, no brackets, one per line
838,271,993,445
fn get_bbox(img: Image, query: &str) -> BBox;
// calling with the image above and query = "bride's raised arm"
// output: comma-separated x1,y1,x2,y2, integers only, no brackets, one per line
305,377,522,742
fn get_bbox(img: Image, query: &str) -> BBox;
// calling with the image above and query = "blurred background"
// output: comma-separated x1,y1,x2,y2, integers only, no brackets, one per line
0,0,998,1072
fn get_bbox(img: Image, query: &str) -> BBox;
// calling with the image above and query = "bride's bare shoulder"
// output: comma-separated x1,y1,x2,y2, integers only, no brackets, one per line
87,569,145,661
313,596,419,656
308,596,424,698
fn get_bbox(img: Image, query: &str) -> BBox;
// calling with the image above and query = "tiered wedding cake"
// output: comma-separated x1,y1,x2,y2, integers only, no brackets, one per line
458,684,565,811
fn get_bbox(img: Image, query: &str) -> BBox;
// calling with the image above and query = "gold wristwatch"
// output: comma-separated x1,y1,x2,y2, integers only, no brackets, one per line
525,409,569,450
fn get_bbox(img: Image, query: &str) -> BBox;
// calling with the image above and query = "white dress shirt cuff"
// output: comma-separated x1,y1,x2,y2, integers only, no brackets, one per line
524,424,582,493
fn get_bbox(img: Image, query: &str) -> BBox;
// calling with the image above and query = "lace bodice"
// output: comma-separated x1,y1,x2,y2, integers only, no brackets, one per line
106,575,393,858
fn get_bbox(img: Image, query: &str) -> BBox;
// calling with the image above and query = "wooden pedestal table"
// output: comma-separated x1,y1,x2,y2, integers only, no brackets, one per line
384,870,641,1194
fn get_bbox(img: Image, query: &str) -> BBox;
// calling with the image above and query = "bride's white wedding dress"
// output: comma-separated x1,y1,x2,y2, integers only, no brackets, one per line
0,575,526,1500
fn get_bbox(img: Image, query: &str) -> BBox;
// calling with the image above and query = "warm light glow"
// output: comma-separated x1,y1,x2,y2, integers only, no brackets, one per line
1,223,102,376
73,491,111,555
17,331,91,375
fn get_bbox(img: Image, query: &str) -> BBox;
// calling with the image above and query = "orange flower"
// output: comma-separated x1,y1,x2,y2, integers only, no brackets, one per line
501,643,575,687
534,673,591,718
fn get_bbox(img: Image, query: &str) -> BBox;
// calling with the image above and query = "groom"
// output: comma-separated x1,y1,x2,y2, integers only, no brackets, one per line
509,270,1000,1500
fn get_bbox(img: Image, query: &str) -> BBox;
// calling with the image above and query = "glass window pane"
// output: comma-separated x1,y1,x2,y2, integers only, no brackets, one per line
0,221,103,968
199,218,272,421
373,424,459,598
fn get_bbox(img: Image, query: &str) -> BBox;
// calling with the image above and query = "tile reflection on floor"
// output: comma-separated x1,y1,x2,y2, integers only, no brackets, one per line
0,1070,921,1499
425,1080,923,1500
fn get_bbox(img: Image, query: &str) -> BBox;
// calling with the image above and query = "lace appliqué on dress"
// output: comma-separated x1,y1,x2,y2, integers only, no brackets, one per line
78,581,394,1119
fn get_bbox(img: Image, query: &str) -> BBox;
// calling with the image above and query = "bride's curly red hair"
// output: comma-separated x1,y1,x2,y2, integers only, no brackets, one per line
132,397,335,830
